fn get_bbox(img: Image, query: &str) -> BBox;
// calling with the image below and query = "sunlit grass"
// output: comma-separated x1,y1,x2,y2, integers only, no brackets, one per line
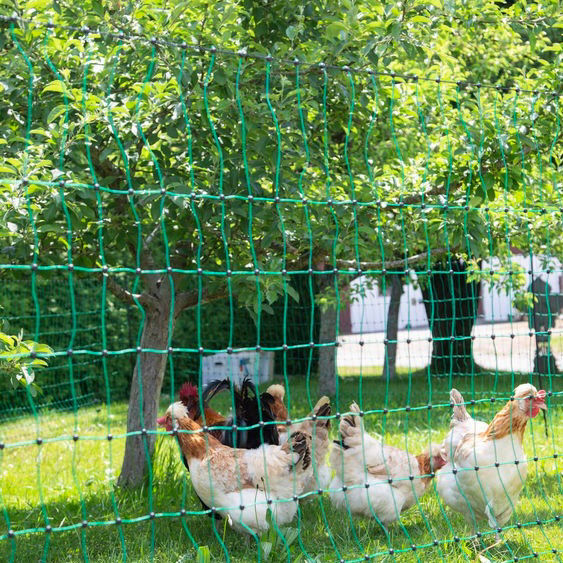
337,366,424,377
0,375,560,562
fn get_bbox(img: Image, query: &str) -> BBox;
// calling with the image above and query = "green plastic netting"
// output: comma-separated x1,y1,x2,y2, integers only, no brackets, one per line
0,17,561,563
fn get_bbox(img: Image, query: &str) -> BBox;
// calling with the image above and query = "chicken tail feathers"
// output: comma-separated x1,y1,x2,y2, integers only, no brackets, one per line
191,378,232,421
311,396,331,428
219,378,280,449
450,388,470,424
239,376,258,401
286,431,312,470
345,401,360,425
201,378,232,404
338,402,361,444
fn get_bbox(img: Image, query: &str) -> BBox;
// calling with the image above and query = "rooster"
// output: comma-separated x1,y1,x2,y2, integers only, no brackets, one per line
193,378,283,448
329,402,445,526
179,379,289,448
175,379,285,514
158,401,313,534
436,384,547,534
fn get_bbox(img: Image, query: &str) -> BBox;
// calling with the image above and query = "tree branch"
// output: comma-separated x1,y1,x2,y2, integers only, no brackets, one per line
104,275,158,308
145,223,162,249
335,248,448,270
88,144,126,186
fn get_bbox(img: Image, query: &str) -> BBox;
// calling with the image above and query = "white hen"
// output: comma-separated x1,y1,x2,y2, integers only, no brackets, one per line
329,403,445,526
159,402,312,535
436,384,547,532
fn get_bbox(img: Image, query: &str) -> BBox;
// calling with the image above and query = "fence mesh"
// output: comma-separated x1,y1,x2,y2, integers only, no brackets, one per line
0,16,561,563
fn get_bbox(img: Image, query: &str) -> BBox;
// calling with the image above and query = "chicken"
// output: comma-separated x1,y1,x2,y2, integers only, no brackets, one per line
440,388,488,463
329,402,445,526
259,385,333,491
179,378,287,448
262,383,289,436
158,401,313,534
436,384,547,533
195,377,282,448
277,395,331,493
174,379,284,514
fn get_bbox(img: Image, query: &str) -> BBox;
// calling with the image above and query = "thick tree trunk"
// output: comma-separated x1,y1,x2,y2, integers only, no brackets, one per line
317,274,338,396
422,260,479,376
384,275,403,381
118,300,174,488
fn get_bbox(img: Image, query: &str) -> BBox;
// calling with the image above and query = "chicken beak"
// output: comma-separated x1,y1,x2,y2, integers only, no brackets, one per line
157,415,167,427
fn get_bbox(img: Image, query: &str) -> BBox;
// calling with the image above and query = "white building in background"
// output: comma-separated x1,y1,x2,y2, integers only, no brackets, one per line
348,277,427,333
480,255,561,323
347,255,562,334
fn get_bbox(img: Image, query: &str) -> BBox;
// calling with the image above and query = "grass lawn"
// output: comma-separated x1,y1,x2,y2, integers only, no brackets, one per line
0,374,560,562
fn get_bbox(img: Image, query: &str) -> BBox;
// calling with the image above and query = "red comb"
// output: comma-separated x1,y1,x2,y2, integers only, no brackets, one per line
179,382,199,402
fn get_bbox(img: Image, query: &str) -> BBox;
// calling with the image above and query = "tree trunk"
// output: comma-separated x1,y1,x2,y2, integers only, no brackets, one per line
384,275,403,380
118,300,174,488
421,260,479,377
317,274,338,396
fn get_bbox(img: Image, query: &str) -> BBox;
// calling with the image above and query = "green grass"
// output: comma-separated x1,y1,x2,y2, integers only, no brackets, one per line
0,375,560,562
337,366,419,377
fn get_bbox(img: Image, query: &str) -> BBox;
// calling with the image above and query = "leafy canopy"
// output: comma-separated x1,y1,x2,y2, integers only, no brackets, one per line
0,0,561,309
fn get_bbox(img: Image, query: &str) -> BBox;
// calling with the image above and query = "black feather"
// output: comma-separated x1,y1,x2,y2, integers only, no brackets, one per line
333,438,350,450
191,378,233,420
288,431,311,469
222,377,279,448
315,401,331,427
196,377,279,448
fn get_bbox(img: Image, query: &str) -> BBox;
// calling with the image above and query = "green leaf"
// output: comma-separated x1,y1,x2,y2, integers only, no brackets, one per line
30,343,54,354
286,284,300,303
410,15,430,23
47,105,67,123
0,333,15,346
325,22,348,39
42,80,74,100
482,173,496,201
286,25,298,40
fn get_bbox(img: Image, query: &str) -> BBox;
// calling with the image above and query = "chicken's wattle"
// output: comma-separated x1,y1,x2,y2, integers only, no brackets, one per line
531,390,547,417
157,416,172,431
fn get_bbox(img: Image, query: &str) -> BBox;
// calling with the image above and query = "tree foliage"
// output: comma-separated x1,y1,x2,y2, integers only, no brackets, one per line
1,0,561,282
